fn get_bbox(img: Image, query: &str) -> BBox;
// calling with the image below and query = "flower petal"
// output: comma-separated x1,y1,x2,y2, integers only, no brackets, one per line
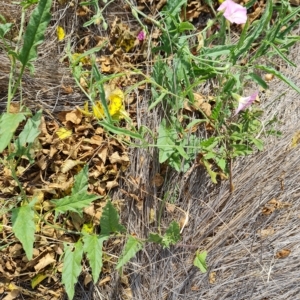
234,92,258,115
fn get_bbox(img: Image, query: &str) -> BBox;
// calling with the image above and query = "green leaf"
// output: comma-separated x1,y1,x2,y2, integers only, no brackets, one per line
18,0,52,69
14,110,42,159
250,138,264,151
231,144,253,156
148,233,163,245
157,119,176,163
148,92,167,110
270,43,296,67
232,0,272,62
52,165,100,217
62,241,83,300
162,221,181,248
193,250,207,273
162,0,186,17
0,23,13,38
99,121,143,140
255,65,300,94
202,159,217,184
100,200,126,235
71,164,89,194
12,202,36,260
247,73,269,90
203,45,233,57
83,234,108,282
0,113,26,152
177,21,195,32
116,235,143,271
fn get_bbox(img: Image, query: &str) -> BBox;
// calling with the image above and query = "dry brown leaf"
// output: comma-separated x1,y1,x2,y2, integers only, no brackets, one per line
149,208,155,224
3,289,20,300
8,102,20,114
209,271,216,284
257,228,275,238
66,110,82,125
61,85,73,94
106,180,119,190
200,102,211,117
99,276,111,286
34,253,56,272
152,173,164,187
61,160,84,173
275,249,291,259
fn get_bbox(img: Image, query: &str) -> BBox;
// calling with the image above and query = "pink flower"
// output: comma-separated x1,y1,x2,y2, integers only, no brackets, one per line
233,91,258,116
217,0,247,24
137,31,146,41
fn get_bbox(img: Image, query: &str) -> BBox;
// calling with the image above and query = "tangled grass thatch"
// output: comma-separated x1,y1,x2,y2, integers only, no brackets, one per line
1,1,300,299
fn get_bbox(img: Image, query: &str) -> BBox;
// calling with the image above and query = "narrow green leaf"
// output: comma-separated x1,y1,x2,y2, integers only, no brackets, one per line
162,221,181,248
162,0,186,17
12,203,35,260
193,250,207,273
233,0,272,62
83,234,108,282
202,159,217,184
255,65,300,94
18,0,52,68
99,121,143,140
100,200,126,235
247,73,269,90
149,92,167,110
0,113,26,152
270,43,296,67
116,235,143,271
62,241,83,300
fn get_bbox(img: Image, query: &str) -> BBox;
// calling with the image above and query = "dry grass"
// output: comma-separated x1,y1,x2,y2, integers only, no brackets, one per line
0,0,300,299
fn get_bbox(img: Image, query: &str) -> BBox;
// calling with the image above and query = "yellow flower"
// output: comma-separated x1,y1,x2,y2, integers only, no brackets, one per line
57,26,65,41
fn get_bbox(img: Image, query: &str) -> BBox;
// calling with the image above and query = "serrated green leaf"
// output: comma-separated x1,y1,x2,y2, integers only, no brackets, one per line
72,164,89,194
62,241,83,300
12,203,35,260
53,194,99,217
100,200,126,235
18,0,52,69
83,234,108,282
17,110,42,146
162,221,181,248
255,65,300,94
0,113,26,152
157,119,176,163
14,110,42,159
193,250,207,273
116,235,143,271
52,166,100,217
